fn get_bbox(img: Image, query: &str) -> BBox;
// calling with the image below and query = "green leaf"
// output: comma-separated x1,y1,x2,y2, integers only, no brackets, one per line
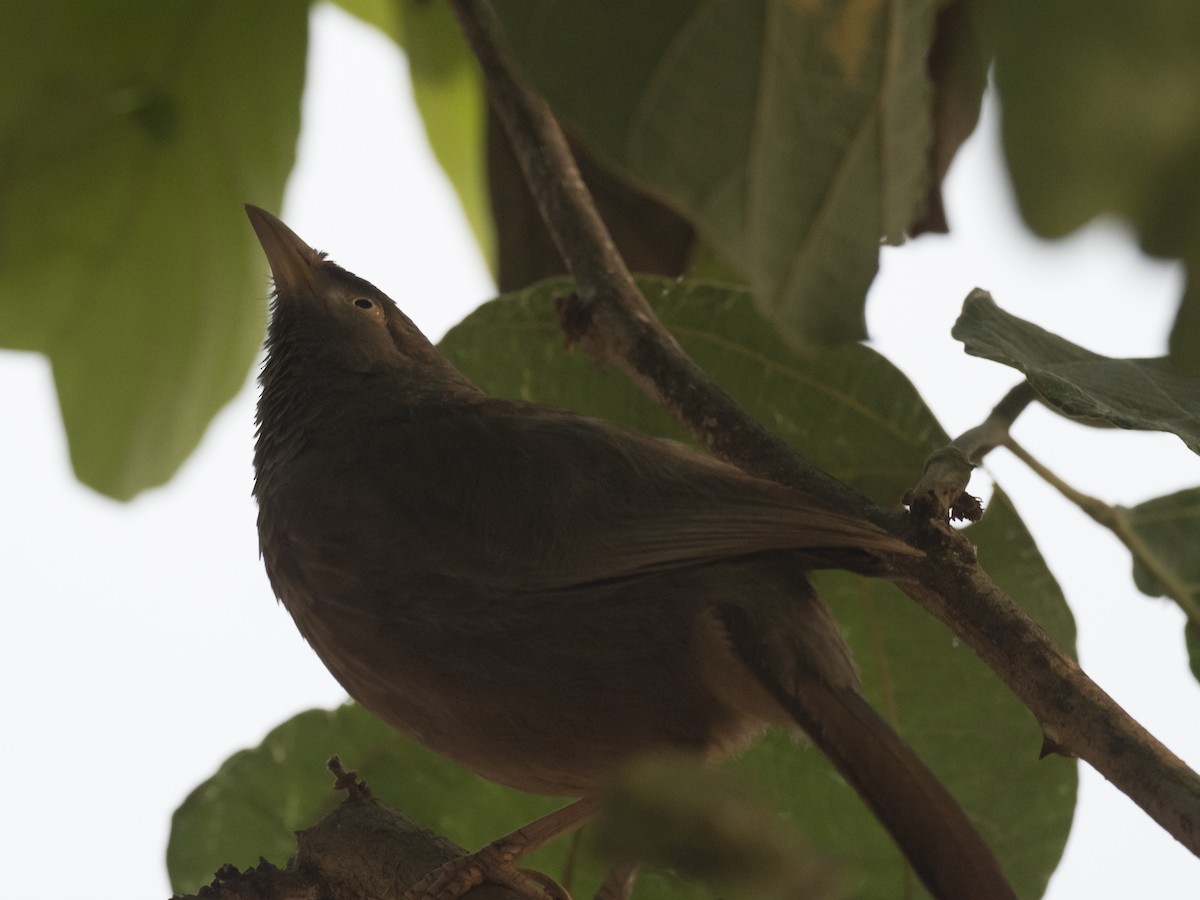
167,704,570,895
168,703,706,899
493,0,940,348
1123,487,1200,685
954,291,1200,454
1120,489,1200,679
443,277,948,503
0,0,307,499
440,276,1075,897
1187,620,1200,683
169,705,392,894
992,1,1200,260
333,0,402,42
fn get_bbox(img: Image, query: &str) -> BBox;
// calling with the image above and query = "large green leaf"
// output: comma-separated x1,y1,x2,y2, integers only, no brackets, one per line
492,0,940,349
169,703,721,898
444,278,948,503
0,0,307,499
992,0,1200,258
1126,489,1200,609
174,278,1076,898
991,0,1200,374
445,277,1076,897
953,291,1200,454
167,704,572,895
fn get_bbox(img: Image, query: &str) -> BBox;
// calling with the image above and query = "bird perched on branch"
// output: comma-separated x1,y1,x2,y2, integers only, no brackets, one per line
246,205,1015,900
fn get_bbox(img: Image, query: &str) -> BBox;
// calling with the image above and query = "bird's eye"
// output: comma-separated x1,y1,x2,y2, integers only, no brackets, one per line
353,297,374,309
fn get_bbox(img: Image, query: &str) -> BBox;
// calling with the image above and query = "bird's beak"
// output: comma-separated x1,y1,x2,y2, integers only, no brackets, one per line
245,205,321,295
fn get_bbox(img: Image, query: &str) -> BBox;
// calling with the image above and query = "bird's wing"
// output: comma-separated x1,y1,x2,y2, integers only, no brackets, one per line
376,401,917,592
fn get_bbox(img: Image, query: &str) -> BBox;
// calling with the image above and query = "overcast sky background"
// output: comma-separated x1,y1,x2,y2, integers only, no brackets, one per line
2,5,1198,897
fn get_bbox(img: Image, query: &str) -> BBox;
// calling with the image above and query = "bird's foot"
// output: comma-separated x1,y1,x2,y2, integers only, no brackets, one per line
402,842,569,900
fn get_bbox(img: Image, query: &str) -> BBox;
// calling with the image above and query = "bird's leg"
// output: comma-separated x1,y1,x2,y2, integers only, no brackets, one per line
402,797,602,900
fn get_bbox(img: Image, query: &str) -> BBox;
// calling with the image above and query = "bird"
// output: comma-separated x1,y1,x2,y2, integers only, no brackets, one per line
245,204,1016,900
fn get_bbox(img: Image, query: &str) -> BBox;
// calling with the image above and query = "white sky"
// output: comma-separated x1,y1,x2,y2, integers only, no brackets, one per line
2,5,1197,897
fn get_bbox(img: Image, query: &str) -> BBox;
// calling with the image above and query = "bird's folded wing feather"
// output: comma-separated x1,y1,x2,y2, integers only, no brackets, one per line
376,401,918,591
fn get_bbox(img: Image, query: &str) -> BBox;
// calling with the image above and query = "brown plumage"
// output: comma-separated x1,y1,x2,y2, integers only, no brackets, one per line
246,205,1015,900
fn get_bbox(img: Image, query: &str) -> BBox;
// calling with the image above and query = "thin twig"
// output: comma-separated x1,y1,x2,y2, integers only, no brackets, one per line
447,0,1200,856
1006,438,1200,628
1004,438,1115,524
956,380,1039,462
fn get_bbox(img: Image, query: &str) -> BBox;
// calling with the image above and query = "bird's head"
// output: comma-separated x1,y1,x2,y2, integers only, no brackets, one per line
245,205,462,383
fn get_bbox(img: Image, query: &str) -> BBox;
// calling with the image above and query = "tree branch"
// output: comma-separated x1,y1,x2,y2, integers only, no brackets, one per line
447,0,1200,856
447,0,865,515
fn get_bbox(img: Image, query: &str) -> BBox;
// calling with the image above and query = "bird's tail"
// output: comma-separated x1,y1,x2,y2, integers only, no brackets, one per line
795,683,1015,900
720,603,1016,900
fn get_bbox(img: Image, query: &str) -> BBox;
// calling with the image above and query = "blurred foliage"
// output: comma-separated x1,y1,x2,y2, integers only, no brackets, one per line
991,0,1200,373
492,0,950,349
0,0,307,498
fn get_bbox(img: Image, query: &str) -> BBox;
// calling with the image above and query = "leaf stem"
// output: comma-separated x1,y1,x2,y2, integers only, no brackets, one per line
1005,438,1200,628
906,381,1038,521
